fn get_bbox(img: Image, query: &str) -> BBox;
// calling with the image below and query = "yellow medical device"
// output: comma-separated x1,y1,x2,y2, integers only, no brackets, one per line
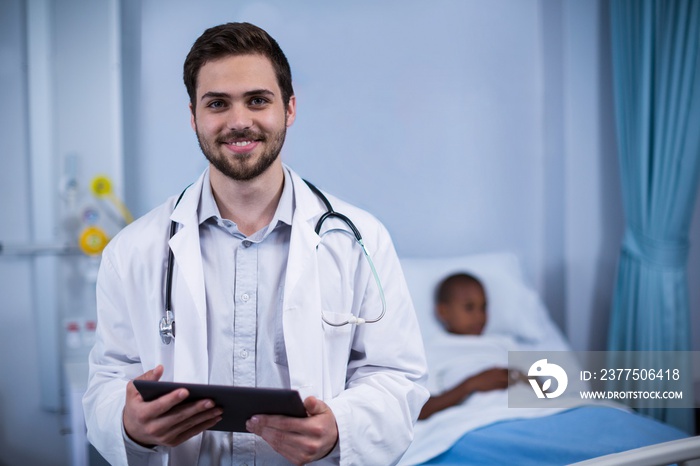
76,175,133,256
90,175,134,224
78,226,110,256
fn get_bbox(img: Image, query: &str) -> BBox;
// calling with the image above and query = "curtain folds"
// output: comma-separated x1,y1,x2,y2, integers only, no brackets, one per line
608,0,700,433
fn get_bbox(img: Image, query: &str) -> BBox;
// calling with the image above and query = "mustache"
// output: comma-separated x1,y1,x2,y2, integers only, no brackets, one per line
217,129,265,143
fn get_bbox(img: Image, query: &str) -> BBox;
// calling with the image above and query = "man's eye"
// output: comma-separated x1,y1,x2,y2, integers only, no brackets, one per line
250,97,269,106
207,100,225,109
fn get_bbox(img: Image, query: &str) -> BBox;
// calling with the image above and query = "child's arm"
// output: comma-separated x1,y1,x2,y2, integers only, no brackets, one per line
418,368,509,420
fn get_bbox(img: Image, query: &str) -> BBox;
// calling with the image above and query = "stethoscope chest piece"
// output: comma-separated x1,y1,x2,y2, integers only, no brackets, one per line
159,310,175,345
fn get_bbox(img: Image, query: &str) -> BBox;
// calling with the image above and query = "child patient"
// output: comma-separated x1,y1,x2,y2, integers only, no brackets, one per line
419,273,516,420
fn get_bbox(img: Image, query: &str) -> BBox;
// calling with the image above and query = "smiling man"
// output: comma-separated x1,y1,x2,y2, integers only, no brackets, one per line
83,22,429,466
194,55,291,181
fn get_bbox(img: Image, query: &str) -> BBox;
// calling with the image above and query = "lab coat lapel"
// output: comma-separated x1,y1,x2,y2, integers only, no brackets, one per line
283,168,326,399
168,171,209,385
166,172,208,466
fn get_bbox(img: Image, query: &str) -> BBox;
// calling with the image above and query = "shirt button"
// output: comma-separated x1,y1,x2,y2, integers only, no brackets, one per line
241,293,250,302
240,349,249,359
242,240,252,248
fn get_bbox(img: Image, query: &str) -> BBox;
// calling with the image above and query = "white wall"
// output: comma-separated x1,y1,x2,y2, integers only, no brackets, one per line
128,0,547,284
124,0,630,350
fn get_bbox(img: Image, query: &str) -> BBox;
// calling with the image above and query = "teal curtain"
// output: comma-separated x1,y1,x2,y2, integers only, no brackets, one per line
608,0,700,433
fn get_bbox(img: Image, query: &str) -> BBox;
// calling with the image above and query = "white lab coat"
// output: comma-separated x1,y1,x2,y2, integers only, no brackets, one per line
83,166,429,466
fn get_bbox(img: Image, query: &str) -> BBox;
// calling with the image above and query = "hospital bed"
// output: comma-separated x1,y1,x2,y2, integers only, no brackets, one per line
398,252,700,465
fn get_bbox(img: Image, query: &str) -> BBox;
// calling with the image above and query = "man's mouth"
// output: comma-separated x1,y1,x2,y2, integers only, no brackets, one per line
219,129,264,144
220,137,262,154
228,140,255,147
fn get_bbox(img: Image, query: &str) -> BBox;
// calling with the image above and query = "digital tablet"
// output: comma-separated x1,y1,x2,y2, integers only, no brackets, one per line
133,380,307,432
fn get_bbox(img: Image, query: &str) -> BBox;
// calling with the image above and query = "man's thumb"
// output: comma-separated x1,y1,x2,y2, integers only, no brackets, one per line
303,396,328,415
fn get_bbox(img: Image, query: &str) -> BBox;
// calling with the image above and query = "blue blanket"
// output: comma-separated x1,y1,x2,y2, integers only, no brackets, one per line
422,406,688,465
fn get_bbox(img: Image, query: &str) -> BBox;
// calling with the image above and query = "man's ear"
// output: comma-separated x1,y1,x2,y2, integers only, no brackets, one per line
285,95,297,127
189,103,196,131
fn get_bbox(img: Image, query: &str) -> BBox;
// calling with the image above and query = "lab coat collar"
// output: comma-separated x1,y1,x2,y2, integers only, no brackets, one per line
170,164,315,227
166,165,324,331
284,164,325,224
169,168,206,226
198,166,295,230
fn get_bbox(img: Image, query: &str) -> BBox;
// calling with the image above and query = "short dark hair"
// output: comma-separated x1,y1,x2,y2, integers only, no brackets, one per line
183,22,294,109
435,272,484,304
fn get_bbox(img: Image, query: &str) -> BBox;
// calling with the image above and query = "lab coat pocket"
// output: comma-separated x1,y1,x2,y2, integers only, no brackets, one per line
321,311,354,346
321,310,354,393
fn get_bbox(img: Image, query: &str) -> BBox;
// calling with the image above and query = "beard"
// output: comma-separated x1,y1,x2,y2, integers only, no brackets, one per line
196,125,287,181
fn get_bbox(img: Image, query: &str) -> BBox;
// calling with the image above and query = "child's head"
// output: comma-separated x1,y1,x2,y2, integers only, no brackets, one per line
434,273,487,335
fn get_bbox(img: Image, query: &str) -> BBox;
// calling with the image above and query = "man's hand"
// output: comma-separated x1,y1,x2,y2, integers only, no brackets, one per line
245,396,338,465
123,365,223,448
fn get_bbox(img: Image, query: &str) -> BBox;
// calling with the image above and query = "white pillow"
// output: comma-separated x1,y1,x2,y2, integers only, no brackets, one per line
400,252,555,344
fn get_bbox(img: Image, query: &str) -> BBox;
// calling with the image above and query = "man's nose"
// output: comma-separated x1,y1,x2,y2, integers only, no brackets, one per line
226,104,252,130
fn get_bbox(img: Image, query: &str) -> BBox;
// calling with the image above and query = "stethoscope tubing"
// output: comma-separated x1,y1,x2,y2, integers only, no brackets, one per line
159,179,386,344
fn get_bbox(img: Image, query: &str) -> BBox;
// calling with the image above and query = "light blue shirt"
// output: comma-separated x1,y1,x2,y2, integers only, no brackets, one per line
198,167,294,465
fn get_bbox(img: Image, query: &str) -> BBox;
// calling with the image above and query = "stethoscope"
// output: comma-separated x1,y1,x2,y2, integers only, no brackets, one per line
159,180,386,345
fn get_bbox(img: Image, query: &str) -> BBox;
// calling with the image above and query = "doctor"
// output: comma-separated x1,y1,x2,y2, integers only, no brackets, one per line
83,22,429,466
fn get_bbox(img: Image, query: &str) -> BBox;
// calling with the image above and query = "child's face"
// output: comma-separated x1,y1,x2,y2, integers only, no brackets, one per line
437,281,487,335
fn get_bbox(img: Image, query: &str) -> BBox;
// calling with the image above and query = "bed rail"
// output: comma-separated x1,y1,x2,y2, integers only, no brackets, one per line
569,436,700,466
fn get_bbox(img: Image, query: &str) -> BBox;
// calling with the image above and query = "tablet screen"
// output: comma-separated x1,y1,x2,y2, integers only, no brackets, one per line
133,380,307,432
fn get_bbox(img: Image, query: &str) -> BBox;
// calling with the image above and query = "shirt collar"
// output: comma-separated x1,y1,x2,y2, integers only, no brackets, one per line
198,168,294,233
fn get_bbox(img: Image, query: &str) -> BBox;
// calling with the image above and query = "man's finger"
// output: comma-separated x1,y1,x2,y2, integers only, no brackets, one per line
127,366,193,417
134,365,164,381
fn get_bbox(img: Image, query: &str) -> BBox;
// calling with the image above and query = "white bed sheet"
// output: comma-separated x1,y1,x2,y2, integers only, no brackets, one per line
398,333,618,465
398,253,623,465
